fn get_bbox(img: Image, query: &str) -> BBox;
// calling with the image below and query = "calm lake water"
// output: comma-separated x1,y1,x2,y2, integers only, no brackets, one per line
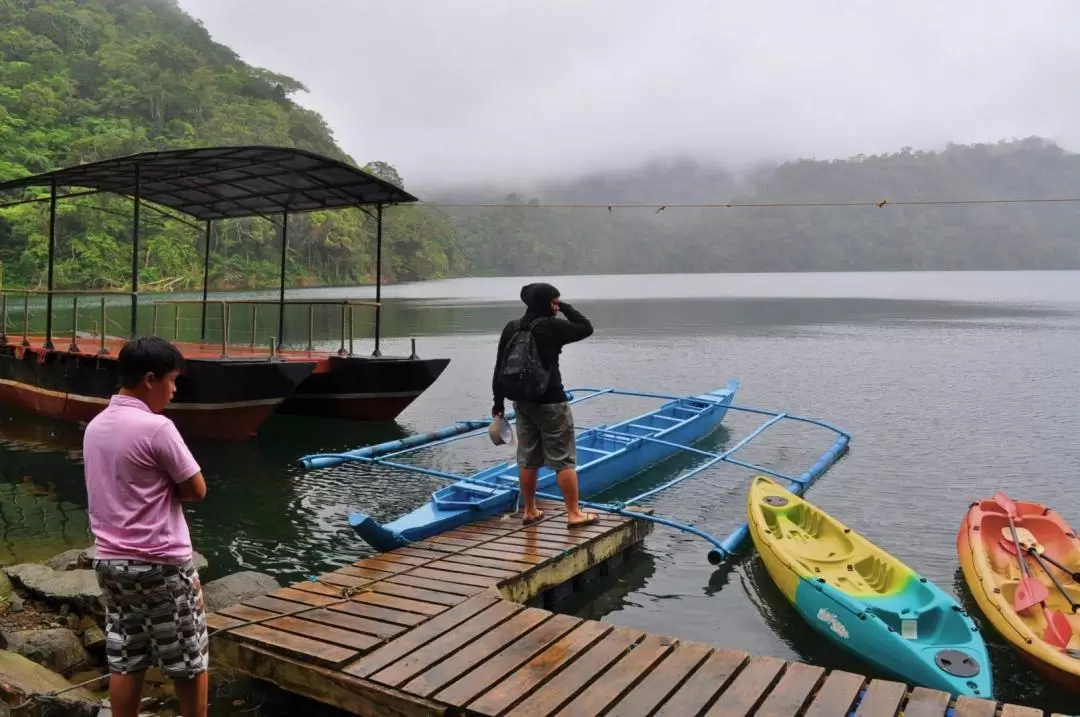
2,270,1079,714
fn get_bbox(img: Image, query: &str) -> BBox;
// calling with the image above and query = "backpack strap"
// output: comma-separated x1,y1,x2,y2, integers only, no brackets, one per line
519,317,544,331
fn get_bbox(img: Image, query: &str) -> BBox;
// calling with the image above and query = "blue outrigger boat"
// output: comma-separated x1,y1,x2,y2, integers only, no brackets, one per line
299,382,850,563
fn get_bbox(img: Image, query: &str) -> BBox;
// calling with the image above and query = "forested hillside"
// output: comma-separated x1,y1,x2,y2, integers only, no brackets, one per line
0,0,461,291
1,0,1078,293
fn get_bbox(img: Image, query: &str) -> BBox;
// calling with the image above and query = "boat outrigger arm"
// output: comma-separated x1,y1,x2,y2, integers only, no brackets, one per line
299,385,851,565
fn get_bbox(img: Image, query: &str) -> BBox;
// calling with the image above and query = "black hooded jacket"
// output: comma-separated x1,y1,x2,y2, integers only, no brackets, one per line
492,283,593,409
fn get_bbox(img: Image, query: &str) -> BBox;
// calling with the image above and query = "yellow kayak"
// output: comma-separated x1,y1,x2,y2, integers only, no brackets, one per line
747,476,992,697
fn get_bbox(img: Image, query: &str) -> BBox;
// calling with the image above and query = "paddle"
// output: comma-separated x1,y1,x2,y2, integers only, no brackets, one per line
998,527,1080,581
993,492,1050,611
993,492,1072,648
1000,530,1080,614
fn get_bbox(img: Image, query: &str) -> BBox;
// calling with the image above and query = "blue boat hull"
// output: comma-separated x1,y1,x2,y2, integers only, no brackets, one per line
349,381,738,551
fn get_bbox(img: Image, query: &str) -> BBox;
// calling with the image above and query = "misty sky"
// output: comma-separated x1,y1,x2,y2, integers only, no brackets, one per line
176,0,1080,190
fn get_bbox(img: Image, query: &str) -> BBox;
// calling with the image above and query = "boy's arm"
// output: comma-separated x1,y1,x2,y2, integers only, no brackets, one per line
152,421,207,502
552,302,593,345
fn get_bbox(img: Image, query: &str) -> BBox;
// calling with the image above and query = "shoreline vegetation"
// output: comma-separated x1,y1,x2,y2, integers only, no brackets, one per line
2,1,1080,300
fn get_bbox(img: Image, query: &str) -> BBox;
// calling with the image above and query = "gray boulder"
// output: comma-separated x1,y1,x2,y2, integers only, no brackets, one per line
201,571,280,614
0,649,97,716
1,565,101,615
0,629,89,674
43,549,93,572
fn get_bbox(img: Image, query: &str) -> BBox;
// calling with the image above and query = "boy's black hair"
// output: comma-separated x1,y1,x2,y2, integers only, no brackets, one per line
117,336,185,388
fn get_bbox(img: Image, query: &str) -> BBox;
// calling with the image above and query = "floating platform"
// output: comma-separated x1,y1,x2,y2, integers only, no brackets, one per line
206,500,1066,717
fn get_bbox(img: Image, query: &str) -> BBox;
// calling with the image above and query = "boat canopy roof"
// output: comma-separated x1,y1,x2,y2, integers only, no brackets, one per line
0,145,418,220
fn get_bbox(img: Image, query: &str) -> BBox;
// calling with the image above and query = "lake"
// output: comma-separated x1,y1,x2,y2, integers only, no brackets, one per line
2,270,1079,713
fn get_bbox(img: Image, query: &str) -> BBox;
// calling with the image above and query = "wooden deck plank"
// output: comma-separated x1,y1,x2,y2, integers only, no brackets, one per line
702,654,786,717
269,587,344,606
263,615,383,652
329,599,430,627
854,680,908,717
952,697,1001,717
405,566,501,588
386,572,487,597
502,626,645,717
369,601,525,688
402,608,553,697
353,558,413,574
604,641,714,717
206,613,242,631
353,591,451,616
649,647,750,717
296,608,409,640
415,536,483,550
312,572,372,589
219,604,279,623
438,553,536,572
902,687,952,717
1000,706,1045,717
463,547,549,565
392,547,451,562
368,581,471,607
218,604,385,652
467,620,613,717
338,566,396,581
801,670,867,717
343,593,503,679
550,633,676,717
243,595,321,615
229,624,358,668
754,661,826,717
479,544,570,561
493,533,582,550
288,580,348,597
419,559,519,580
432,613,582,706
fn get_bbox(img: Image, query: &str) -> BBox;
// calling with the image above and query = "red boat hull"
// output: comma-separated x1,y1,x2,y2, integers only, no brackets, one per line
0,342,316,441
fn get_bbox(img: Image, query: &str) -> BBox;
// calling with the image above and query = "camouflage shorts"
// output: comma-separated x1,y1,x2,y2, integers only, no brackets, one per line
92,558,209,678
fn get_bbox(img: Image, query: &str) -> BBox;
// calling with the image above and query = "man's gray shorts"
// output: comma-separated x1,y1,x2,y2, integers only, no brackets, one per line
513,400,576,471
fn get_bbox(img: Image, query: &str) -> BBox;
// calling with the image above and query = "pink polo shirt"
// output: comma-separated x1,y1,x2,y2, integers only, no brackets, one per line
83,394,200,564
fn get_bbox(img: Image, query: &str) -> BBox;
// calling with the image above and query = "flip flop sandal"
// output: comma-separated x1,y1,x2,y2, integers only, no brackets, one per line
522,510,545,525
567,512,600,528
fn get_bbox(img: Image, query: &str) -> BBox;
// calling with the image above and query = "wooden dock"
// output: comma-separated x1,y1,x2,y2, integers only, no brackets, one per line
206,500,1065,717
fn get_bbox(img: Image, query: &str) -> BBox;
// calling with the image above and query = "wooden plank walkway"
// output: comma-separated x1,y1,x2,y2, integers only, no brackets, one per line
206,499,1066,717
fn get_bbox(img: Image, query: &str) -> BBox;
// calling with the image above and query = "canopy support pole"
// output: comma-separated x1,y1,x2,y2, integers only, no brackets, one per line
373,204,383,357
200,220,211,342
130,164,141,338
277,209,289,348
43,179,57,349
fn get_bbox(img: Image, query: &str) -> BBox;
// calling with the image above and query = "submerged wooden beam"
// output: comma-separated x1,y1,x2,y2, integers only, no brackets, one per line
207,501,1057,717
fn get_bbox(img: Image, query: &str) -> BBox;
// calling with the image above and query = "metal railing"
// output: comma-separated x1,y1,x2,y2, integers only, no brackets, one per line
0,290,387,360
149,298,381,358
0,288,133,356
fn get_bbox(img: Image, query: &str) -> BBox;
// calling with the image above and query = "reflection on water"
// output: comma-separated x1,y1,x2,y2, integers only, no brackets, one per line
1,271,1079,712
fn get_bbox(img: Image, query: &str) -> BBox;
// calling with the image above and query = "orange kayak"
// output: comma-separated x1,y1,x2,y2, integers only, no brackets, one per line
957,496,1080,689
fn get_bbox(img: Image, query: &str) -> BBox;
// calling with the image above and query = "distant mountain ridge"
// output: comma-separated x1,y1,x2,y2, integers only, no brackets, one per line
430,137,1080,275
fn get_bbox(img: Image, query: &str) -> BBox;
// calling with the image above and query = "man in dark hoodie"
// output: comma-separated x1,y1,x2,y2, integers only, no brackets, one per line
492,282,598,527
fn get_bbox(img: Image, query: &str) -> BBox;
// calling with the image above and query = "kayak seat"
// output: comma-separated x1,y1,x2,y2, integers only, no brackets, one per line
765,504,855,567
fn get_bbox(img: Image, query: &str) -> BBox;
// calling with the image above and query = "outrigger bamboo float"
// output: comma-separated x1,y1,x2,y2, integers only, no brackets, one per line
747,476,993,698
299,382,851,563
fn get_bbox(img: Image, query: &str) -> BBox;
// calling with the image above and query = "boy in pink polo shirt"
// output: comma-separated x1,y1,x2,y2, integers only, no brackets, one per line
83,336,209,717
